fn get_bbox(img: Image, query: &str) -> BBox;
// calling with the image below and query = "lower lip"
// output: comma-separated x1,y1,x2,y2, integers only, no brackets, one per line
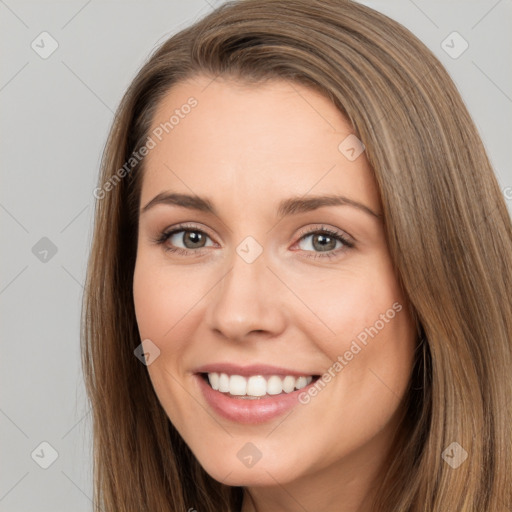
195,374,315,424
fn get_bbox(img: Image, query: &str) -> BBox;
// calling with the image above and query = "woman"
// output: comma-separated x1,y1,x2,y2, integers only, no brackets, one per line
81,0,512,510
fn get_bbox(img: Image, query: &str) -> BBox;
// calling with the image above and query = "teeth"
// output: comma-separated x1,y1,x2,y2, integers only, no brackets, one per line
209,372,220,391
229,375,247,395
247,376,267,396
295,376,308,389
206,373,313,397
282,375,296,393
218,373,230,392
266,375,283,395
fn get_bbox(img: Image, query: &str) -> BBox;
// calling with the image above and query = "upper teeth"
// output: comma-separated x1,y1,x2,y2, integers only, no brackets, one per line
207,373,313,397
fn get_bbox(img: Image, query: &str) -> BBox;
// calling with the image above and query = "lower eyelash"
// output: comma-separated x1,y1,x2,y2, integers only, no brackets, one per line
154,226,354,258
162,245,194,256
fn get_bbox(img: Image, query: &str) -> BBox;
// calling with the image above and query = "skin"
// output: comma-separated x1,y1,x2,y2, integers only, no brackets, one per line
132,75,417,512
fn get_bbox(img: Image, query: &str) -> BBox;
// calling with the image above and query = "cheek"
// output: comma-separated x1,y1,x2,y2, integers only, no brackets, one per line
292,273,414,468
132,256,203,430
293,260,415,398
287,262,403,348
133,254,203,342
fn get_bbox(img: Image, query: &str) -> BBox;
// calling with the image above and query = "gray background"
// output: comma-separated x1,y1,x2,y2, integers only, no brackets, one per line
1,0,510,510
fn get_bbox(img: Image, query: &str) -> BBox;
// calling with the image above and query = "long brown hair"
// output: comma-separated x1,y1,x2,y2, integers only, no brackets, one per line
81,0,512,510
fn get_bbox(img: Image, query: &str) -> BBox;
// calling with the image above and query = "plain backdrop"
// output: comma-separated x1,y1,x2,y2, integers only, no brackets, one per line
1,1,511,510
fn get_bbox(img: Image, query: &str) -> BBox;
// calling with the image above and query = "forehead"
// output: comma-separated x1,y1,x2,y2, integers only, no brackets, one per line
141,75,380,215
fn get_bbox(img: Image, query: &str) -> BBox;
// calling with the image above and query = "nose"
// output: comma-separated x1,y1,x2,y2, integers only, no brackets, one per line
204,246,287,342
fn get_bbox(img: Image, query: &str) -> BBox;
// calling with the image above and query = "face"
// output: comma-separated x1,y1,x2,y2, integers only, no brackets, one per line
132,75,417,492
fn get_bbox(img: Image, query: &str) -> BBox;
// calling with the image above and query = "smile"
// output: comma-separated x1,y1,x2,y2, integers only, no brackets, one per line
193,364,321,424
204,372,315,398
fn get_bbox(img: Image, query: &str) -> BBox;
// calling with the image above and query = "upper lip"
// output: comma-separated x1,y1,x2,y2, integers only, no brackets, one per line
193,362,319,377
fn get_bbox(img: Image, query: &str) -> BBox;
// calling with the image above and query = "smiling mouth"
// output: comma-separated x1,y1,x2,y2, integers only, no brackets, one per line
200,372,321,399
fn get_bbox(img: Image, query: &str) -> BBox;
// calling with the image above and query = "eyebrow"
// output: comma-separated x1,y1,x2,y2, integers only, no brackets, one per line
141,192,382,220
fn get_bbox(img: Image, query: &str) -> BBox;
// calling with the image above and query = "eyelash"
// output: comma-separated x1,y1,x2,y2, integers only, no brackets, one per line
153,223,355,260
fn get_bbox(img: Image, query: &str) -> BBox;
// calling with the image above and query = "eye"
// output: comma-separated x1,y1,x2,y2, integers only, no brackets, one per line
153,223,215,256
153,223,355,260
294,225,354,260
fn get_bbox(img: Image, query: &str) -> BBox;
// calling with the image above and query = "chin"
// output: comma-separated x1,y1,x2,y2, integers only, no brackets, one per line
204,463,290,487
195,446,306,487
